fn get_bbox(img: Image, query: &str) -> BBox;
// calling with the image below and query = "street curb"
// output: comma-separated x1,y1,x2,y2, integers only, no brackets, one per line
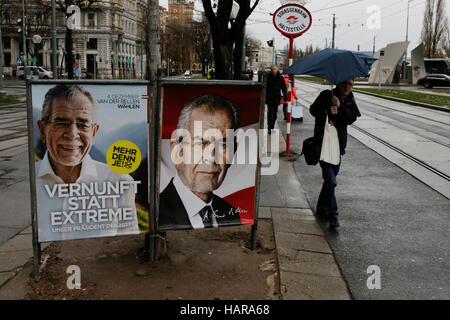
353,89,450,113
0,102,26,108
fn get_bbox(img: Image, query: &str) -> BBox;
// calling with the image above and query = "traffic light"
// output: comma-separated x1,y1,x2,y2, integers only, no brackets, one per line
256,53,258,62
267,40,273,47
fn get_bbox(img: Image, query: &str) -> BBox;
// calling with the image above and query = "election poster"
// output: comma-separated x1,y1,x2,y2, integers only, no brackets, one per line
31,82,149,242
158,84,263,232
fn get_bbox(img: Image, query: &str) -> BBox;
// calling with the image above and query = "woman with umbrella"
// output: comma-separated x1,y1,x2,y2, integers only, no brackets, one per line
310,79,360,230
283,48,375,231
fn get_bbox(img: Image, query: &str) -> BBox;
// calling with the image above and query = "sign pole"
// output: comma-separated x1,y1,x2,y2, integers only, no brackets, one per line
378,50,384,90
285,37,294,156
272,3,312,157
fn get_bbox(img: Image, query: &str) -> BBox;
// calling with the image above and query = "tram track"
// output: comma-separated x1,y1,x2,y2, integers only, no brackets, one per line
351,125,450,183
296,80,450,125
293,80,450,193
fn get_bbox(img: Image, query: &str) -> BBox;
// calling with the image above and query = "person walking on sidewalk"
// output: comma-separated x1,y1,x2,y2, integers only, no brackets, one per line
310,79,361,230
266,65,288,134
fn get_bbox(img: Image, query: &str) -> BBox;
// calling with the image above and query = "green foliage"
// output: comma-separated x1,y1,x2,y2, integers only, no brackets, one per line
0,96,20,105
296,76,332,85
355,88,450,106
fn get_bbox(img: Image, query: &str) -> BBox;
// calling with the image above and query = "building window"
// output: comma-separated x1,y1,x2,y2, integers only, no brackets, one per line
88,13,95,27
4,52,11,67
87,38,97,50
2,37,10,50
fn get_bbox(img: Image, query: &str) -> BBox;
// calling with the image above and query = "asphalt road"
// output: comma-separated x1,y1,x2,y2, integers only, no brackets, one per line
278,80,450,299
0,101,30,246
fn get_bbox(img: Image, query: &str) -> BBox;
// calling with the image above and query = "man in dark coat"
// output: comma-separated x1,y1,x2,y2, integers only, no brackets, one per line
310,79,361,230
266,65,288,134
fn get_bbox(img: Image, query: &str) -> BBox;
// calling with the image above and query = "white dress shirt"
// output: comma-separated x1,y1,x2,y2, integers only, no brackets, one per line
172,174,218,229
35,152,140,242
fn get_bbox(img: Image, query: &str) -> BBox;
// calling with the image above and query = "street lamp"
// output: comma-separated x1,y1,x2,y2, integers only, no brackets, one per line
403,0,413,79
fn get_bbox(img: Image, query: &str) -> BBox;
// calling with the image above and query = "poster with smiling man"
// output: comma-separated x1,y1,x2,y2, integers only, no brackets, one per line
31,83,149,242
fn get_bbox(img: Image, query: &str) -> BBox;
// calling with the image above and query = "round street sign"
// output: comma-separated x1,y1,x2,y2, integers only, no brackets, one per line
273,4,312,38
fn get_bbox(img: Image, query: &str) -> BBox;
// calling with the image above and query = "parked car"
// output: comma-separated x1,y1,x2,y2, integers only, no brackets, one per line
417,74,450,88
17,66,53,79
61,71,93,79
184,70,192,78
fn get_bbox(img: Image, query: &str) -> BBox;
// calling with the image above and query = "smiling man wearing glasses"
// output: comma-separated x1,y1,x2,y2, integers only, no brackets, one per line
35,85,139,241
37,85,100,184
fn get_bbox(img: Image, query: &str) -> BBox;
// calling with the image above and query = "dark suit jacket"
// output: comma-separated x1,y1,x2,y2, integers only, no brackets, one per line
159,179,241,232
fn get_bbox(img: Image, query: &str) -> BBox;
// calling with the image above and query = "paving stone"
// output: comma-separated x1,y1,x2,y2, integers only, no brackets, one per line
258,207,271,219
0,250,33,272
276,232,332,254
277,246,298,260
280,270,351,300
0,272,16,288
273,218,324,236
19,226,33,235
0,234,31,253
271,207,316,221
279,250,341,277
0,136,27,151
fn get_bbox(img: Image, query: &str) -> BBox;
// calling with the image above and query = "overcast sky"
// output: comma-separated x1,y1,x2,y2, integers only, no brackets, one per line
160,0,450,57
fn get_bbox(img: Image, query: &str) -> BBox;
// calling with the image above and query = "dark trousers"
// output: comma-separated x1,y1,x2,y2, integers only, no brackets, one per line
267,103,279,130
317,160,341,217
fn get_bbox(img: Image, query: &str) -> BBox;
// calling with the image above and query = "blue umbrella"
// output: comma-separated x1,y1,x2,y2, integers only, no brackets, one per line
282,48,377,84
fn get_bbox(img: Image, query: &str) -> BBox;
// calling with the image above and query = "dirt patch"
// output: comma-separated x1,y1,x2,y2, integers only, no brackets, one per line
2,219,279,300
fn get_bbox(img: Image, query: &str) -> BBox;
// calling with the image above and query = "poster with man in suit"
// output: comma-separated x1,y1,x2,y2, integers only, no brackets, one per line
159,85,263,231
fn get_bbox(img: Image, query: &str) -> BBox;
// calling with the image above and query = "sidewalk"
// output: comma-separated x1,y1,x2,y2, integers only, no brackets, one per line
0,110,351,300
260,120,351,299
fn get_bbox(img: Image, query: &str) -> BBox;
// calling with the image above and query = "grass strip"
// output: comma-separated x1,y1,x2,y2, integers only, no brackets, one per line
355,88,450,106
0,96,20,105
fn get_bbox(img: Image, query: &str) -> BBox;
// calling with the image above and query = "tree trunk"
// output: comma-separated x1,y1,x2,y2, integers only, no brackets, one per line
65,27,74,79
211,28,233,80
202,0,259,80
233,26,244,80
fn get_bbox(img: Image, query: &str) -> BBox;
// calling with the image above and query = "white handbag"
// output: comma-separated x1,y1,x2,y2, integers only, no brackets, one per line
320,115,340,165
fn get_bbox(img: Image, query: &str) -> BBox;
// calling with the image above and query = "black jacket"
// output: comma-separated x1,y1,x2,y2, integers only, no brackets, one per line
159,179,241,231
266,71,288,105
310,89,361,155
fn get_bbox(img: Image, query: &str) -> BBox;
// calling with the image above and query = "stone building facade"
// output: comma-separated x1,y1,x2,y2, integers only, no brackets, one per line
1,0,169,79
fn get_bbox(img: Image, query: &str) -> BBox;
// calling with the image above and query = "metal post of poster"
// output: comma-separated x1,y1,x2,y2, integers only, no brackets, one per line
272,3,312,156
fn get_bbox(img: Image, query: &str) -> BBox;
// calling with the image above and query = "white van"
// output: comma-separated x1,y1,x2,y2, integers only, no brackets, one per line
17,66,53,79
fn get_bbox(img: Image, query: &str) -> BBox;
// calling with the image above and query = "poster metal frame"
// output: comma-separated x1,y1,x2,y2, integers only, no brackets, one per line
26,79,153,280
155,79,266,252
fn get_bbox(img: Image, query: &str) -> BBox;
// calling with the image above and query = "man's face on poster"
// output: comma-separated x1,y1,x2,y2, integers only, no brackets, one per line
173,105,234,195
38,92,99,168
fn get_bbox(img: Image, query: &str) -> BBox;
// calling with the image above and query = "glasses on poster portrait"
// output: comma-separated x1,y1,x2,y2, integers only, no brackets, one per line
45,119,97,133
181,138,237,151
171,129,238,166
